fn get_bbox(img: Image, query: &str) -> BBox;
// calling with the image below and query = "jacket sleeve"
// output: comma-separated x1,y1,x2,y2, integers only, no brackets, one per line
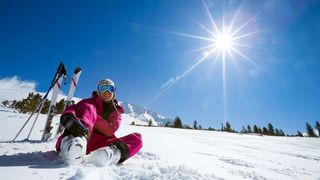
63,104,77,116
93,111,122,137
62,100,97,130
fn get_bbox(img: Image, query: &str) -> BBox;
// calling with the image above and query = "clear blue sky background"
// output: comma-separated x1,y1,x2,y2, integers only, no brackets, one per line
1,0,319,134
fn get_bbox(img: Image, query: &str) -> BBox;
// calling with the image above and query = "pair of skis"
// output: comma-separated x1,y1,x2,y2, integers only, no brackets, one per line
42,66,82,141
12,63,82,142
52,67,82,140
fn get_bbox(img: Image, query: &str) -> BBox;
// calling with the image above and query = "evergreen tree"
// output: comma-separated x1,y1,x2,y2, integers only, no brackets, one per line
56,99,65,114
257,127,263,134
173,116,183,128
296,131,303,137
208,127,215,131
193,120,198,129
262,127,268,135
253,125,258,133
240,126,247,133
148,119,153,127
199,125,202,130
40,100,50,114
14,92,42,113
267,123,275,135
10,100,17,108
306,122,317,137
247,125,252,133
278,129,285,136
165,122,171,127
1,100,9,107
224,121,232,132
315,121,320,136
275,128,279,136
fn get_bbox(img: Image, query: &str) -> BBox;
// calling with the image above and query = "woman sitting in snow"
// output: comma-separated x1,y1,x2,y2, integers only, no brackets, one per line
56,79,143,165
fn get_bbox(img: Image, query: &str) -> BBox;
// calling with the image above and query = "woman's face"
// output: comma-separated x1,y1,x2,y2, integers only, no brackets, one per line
99,91,113,102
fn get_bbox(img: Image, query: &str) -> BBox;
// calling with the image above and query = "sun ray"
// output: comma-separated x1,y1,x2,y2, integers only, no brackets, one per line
231,42,259,49
230,10,263,37
184,43,217,55
168,30,215,42
230,46,263,70
231,30,262,41
188,16,217,38
222,48,227,123
227,2,244,34
227,49,247,85
202,0,221,35
146,48,216,107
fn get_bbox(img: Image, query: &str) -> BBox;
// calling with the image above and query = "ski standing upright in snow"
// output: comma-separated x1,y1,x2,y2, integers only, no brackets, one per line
13,62,67,142
41,63,67,141
54,67,82,139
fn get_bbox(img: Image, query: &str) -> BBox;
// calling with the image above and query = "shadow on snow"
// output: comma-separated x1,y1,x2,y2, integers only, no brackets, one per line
0,150,65,169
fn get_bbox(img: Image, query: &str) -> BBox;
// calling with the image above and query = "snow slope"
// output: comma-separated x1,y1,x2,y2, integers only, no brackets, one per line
0,106,320,180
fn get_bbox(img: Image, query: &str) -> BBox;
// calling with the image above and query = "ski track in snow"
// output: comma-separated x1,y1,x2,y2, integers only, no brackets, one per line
0,106,320,179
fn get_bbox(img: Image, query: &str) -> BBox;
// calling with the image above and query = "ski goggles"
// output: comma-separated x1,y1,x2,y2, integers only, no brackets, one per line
98,84,115,93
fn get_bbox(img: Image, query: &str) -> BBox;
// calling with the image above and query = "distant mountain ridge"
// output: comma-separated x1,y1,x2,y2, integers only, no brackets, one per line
119,101,172,126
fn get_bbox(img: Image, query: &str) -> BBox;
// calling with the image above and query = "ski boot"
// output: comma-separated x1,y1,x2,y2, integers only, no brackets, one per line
86,145,121,167
59,135,87,165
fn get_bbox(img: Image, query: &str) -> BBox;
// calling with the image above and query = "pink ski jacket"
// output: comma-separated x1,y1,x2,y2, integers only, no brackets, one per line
56,91,124,153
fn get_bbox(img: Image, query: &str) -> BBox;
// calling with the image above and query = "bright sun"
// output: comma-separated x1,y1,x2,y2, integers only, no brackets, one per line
215,31,234,51
147,1,261,108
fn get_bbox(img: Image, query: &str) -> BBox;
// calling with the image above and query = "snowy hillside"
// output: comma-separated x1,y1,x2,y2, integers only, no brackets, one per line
0,106,319,180
120,102,172,126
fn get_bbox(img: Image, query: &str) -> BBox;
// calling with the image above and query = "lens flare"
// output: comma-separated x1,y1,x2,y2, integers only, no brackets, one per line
147,1,263,122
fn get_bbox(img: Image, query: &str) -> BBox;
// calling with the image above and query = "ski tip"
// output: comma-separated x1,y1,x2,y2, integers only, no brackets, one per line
74,67,82,73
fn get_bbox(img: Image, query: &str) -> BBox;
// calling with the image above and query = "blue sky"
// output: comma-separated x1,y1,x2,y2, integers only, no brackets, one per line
1,0,319,134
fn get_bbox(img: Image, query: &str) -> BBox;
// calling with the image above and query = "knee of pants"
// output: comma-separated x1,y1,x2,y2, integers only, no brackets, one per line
132,132,143,148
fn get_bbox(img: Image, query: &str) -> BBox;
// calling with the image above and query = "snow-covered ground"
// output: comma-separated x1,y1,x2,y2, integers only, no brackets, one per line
0,106,319,180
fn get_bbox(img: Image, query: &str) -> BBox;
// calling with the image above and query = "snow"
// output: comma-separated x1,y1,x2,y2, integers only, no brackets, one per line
0,106,320,179
120,102,172,126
